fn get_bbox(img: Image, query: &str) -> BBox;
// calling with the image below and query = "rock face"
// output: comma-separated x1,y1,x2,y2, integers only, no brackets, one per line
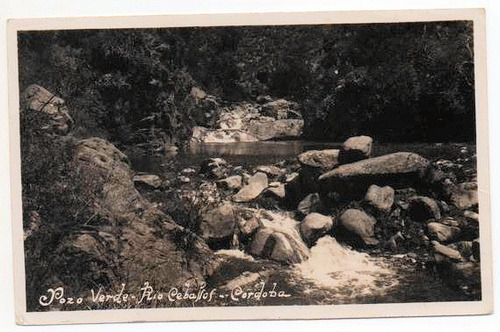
339,209,379,246
300,213,334,245
364,185,395,213
408,196,441,222
232,172,268,202
24,84,74,135
319,152,430,198
338,135,373,164
72,137,215,288
200,203,236,245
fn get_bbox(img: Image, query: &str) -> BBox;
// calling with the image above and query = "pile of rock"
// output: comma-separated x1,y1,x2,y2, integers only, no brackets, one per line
191,99,304,143
191,134,480,295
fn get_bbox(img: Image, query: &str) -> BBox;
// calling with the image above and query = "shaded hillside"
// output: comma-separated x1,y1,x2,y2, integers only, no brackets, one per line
18,21,474,147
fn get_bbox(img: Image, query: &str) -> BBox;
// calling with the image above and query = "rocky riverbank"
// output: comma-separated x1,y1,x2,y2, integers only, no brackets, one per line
22,85,481,311
137,134,481,301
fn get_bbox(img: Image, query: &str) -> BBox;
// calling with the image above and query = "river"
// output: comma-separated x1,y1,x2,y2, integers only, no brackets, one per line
128,140,478,306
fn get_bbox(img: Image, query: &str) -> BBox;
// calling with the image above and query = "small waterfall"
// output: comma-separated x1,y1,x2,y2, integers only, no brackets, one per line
294,236,398,297
260,211,310,262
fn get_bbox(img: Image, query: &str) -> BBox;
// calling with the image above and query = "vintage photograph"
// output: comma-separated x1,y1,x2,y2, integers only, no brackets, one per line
7,10,491,324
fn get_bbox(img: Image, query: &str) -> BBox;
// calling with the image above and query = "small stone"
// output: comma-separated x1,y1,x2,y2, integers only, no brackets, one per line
451,182,478,209
364,184,395,212
180,167,197,175
463,210,479,223
472,239,480,261
199,157,229,179
179,176,191,183
254,165,285,177
266,184,286,199
432,241,464,262
427,222,461,243
338,135,373,164
216,175,243,190
286,172,299,183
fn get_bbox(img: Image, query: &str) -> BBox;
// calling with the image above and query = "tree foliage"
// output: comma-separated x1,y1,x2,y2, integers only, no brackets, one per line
18,21,475,144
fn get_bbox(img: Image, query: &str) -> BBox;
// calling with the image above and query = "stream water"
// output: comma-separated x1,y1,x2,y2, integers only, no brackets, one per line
129,141,477,306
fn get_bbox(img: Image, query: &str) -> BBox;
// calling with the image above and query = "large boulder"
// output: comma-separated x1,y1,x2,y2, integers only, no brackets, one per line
199,203,237,246
232,172,268,202
247,119,304,141
300,213,334,245
249,228,308,264
298,149,340,195
319,152,430,198
364,184,395,213
338,209,379,246
338,135,373,164
24,84,74,135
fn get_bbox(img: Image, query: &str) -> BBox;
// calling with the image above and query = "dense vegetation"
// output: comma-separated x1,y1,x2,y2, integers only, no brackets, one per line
18,21,475,147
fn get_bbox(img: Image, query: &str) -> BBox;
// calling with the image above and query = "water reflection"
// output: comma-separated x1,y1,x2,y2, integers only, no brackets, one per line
131,141,341,173
189,141,340,157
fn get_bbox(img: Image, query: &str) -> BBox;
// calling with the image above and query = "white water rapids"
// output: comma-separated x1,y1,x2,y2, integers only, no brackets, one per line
216,209,398,300
294,236,398,297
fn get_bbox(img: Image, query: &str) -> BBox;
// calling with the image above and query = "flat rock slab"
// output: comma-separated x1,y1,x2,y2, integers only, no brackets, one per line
319,152,430,197
232,172,268,202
